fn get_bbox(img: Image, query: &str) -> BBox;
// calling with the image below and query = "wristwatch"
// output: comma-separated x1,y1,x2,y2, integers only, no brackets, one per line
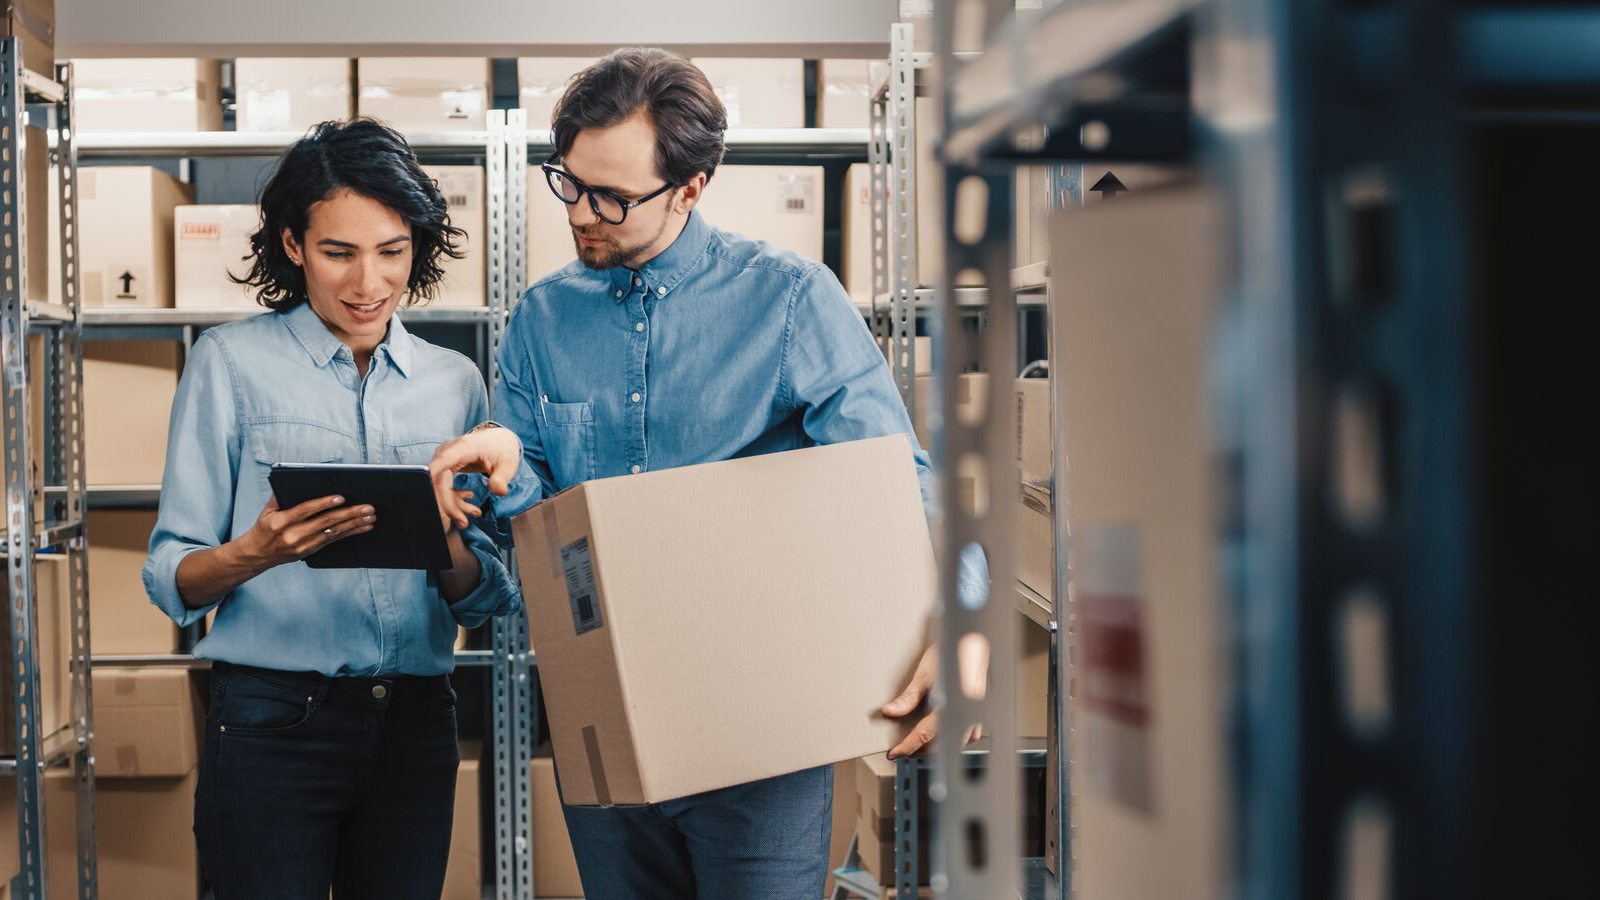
468,420,507,434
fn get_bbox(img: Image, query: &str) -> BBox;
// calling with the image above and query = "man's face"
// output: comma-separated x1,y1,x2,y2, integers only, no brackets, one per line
560,113,679,270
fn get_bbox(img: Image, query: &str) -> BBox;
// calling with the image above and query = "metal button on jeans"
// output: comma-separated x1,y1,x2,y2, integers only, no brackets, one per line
372,684,387,700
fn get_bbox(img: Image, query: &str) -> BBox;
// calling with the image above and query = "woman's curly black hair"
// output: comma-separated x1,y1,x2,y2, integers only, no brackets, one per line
234,118,465,310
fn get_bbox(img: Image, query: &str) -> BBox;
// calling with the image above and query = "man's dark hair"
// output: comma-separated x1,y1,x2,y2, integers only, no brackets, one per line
235,118,465,311
552,48,728,186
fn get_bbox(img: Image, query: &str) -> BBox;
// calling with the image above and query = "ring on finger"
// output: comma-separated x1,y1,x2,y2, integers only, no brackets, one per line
323,527,335,536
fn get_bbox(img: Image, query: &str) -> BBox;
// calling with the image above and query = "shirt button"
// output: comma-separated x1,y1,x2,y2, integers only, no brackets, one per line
657,286,667,296
633,277,642,286
614,289,623,299
635,321,645,332
372,684,387,700
630,392,641,403
630,464,642,474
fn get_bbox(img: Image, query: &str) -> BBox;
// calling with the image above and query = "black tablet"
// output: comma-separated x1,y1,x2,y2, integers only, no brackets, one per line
268,463,452,571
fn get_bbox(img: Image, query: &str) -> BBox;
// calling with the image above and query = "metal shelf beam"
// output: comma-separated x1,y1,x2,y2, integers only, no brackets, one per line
80,307,494,327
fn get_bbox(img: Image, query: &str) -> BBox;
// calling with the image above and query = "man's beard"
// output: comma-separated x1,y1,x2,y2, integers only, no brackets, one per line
573,213,671,271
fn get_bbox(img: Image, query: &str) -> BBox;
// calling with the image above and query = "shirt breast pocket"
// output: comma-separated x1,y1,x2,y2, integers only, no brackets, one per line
537,397,596,487
249,422,349,496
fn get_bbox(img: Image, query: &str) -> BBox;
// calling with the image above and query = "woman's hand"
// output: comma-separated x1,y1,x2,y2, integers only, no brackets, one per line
237,494,377,568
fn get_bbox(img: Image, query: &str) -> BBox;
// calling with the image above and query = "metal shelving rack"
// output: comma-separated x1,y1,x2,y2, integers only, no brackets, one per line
4,43,98,900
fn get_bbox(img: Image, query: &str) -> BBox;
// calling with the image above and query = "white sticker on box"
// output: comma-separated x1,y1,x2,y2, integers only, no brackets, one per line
777,173,814,214
560,536,603,636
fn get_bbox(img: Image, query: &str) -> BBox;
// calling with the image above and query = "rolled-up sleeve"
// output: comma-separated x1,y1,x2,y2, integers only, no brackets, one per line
141,332,240,627
446,378,523,626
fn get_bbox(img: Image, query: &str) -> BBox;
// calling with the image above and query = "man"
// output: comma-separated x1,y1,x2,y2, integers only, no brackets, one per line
430,48,973,898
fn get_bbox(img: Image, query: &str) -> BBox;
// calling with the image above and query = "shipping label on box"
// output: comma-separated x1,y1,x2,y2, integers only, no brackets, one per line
511,435,934,807
175,204,260,309
696,165,824,262
424,164,487,307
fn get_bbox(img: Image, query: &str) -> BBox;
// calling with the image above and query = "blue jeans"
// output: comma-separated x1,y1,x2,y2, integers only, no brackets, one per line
560,764,834,900
194,661,460,900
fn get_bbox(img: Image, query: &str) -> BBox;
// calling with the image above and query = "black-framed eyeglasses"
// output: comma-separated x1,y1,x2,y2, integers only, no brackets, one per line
542,155,678,226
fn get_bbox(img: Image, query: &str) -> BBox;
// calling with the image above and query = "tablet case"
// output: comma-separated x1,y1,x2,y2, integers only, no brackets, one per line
268,464,453,570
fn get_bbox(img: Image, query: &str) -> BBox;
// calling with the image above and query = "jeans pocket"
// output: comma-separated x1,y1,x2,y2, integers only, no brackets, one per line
215,671,318,735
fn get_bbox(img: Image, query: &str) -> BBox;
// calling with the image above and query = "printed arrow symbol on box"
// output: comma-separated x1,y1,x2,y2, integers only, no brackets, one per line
1090,172,1128,200
118,271,136,293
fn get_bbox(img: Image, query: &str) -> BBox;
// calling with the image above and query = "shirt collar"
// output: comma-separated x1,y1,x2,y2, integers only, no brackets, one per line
281,300,414,377
606,209,712,303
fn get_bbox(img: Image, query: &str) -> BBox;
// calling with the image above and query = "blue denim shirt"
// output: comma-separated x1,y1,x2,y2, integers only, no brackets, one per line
490,209,937,522
142,302,520,676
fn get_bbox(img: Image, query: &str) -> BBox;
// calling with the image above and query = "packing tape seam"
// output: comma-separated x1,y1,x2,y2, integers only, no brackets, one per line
582,724,611,807
541,501,561,578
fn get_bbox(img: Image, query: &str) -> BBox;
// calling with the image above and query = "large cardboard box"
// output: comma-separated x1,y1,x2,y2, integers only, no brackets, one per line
690,58,803,129
92,667,203,778
45,765,202,900
842,162,875,302
3,0,54,74
358,58,490,132
235,57,353,132
88,509,180,654
697,165,824,261
909,372,987,451
517,57,597,131
819,59,875,129
63,166,193,309
1048,184,1225,893
71,59,222,132
174,204,260,309
84,340,181,485
530,743,584,897
512,436,934,806
442,742,483,900
0,553,73,756
423,164,487,307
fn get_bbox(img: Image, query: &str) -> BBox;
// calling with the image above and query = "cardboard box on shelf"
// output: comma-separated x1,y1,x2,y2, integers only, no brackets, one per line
526,164,576,283
54,166,193,309
88,509,180,655
3,0,54,75
517,57,597,131
530,743,584,897
819,59,875,129
18,332,46,532
854,752,931,886
0,553,72,756
1016,377,1051,484
1018,612,1051,738
696,165,824,261
1015,165,1054,268
909,372,988,451
690,58,803,129
511,435,934,807
174,204,261,309
357,58,490,132
22,124,47,305
841,162,875,302
1048,184,1225,893
92,667,204,778
235,58,353,133
442,742,482,900
1016,375,1055,600
422,165,487,307
44,765,202,900
71,58,222,132
84,340,181,486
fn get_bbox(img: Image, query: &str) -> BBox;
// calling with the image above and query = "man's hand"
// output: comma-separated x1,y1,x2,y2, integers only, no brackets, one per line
429,426,523,529
881,637,991,759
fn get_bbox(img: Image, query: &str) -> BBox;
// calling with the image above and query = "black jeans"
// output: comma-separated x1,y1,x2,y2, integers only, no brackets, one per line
195,661,460,900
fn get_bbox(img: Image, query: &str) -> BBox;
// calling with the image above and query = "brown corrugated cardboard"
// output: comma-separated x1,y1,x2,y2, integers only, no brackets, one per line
72,58,222,132
854,752,930,885
88,509,180,654
517,57,597,131
690,58,803,128
842,162,874,302
1014,165,1054,268
235,58,353,132
1,553,72,756
174,204,261,309
1049,184,1225,893
511,435,934,807
84,340,181,486
443,742,483,900
1016,377,1051,484
422,164,487,307
697,165,824,261
58,166,193,308
819,59,875,129
23,124,47,305
1018,613,1051,738
45,765,202,900
357,58,490,132
913,97,982,289
909,372,988,451
3,0,54,74
530,743,584,897
1015,376,1055,601
92,667,203,778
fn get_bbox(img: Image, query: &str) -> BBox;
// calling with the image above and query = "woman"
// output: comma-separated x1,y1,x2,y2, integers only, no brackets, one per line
141,118,519,900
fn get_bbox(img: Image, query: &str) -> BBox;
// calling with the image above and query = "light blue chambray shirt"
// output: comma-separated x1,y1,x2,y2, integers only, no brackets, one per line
489,209,940,525
142,301,520,677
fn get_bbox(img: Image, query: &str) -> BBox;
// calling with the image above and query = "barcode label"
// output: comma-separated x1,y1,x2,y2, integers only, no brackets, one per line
560,537,603,635
777,173,816,215
445,193,470,208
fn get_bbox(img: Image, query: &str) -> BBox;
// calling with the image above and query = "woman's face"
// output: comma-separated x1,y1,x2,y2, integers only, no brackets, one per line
282,189,413,352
